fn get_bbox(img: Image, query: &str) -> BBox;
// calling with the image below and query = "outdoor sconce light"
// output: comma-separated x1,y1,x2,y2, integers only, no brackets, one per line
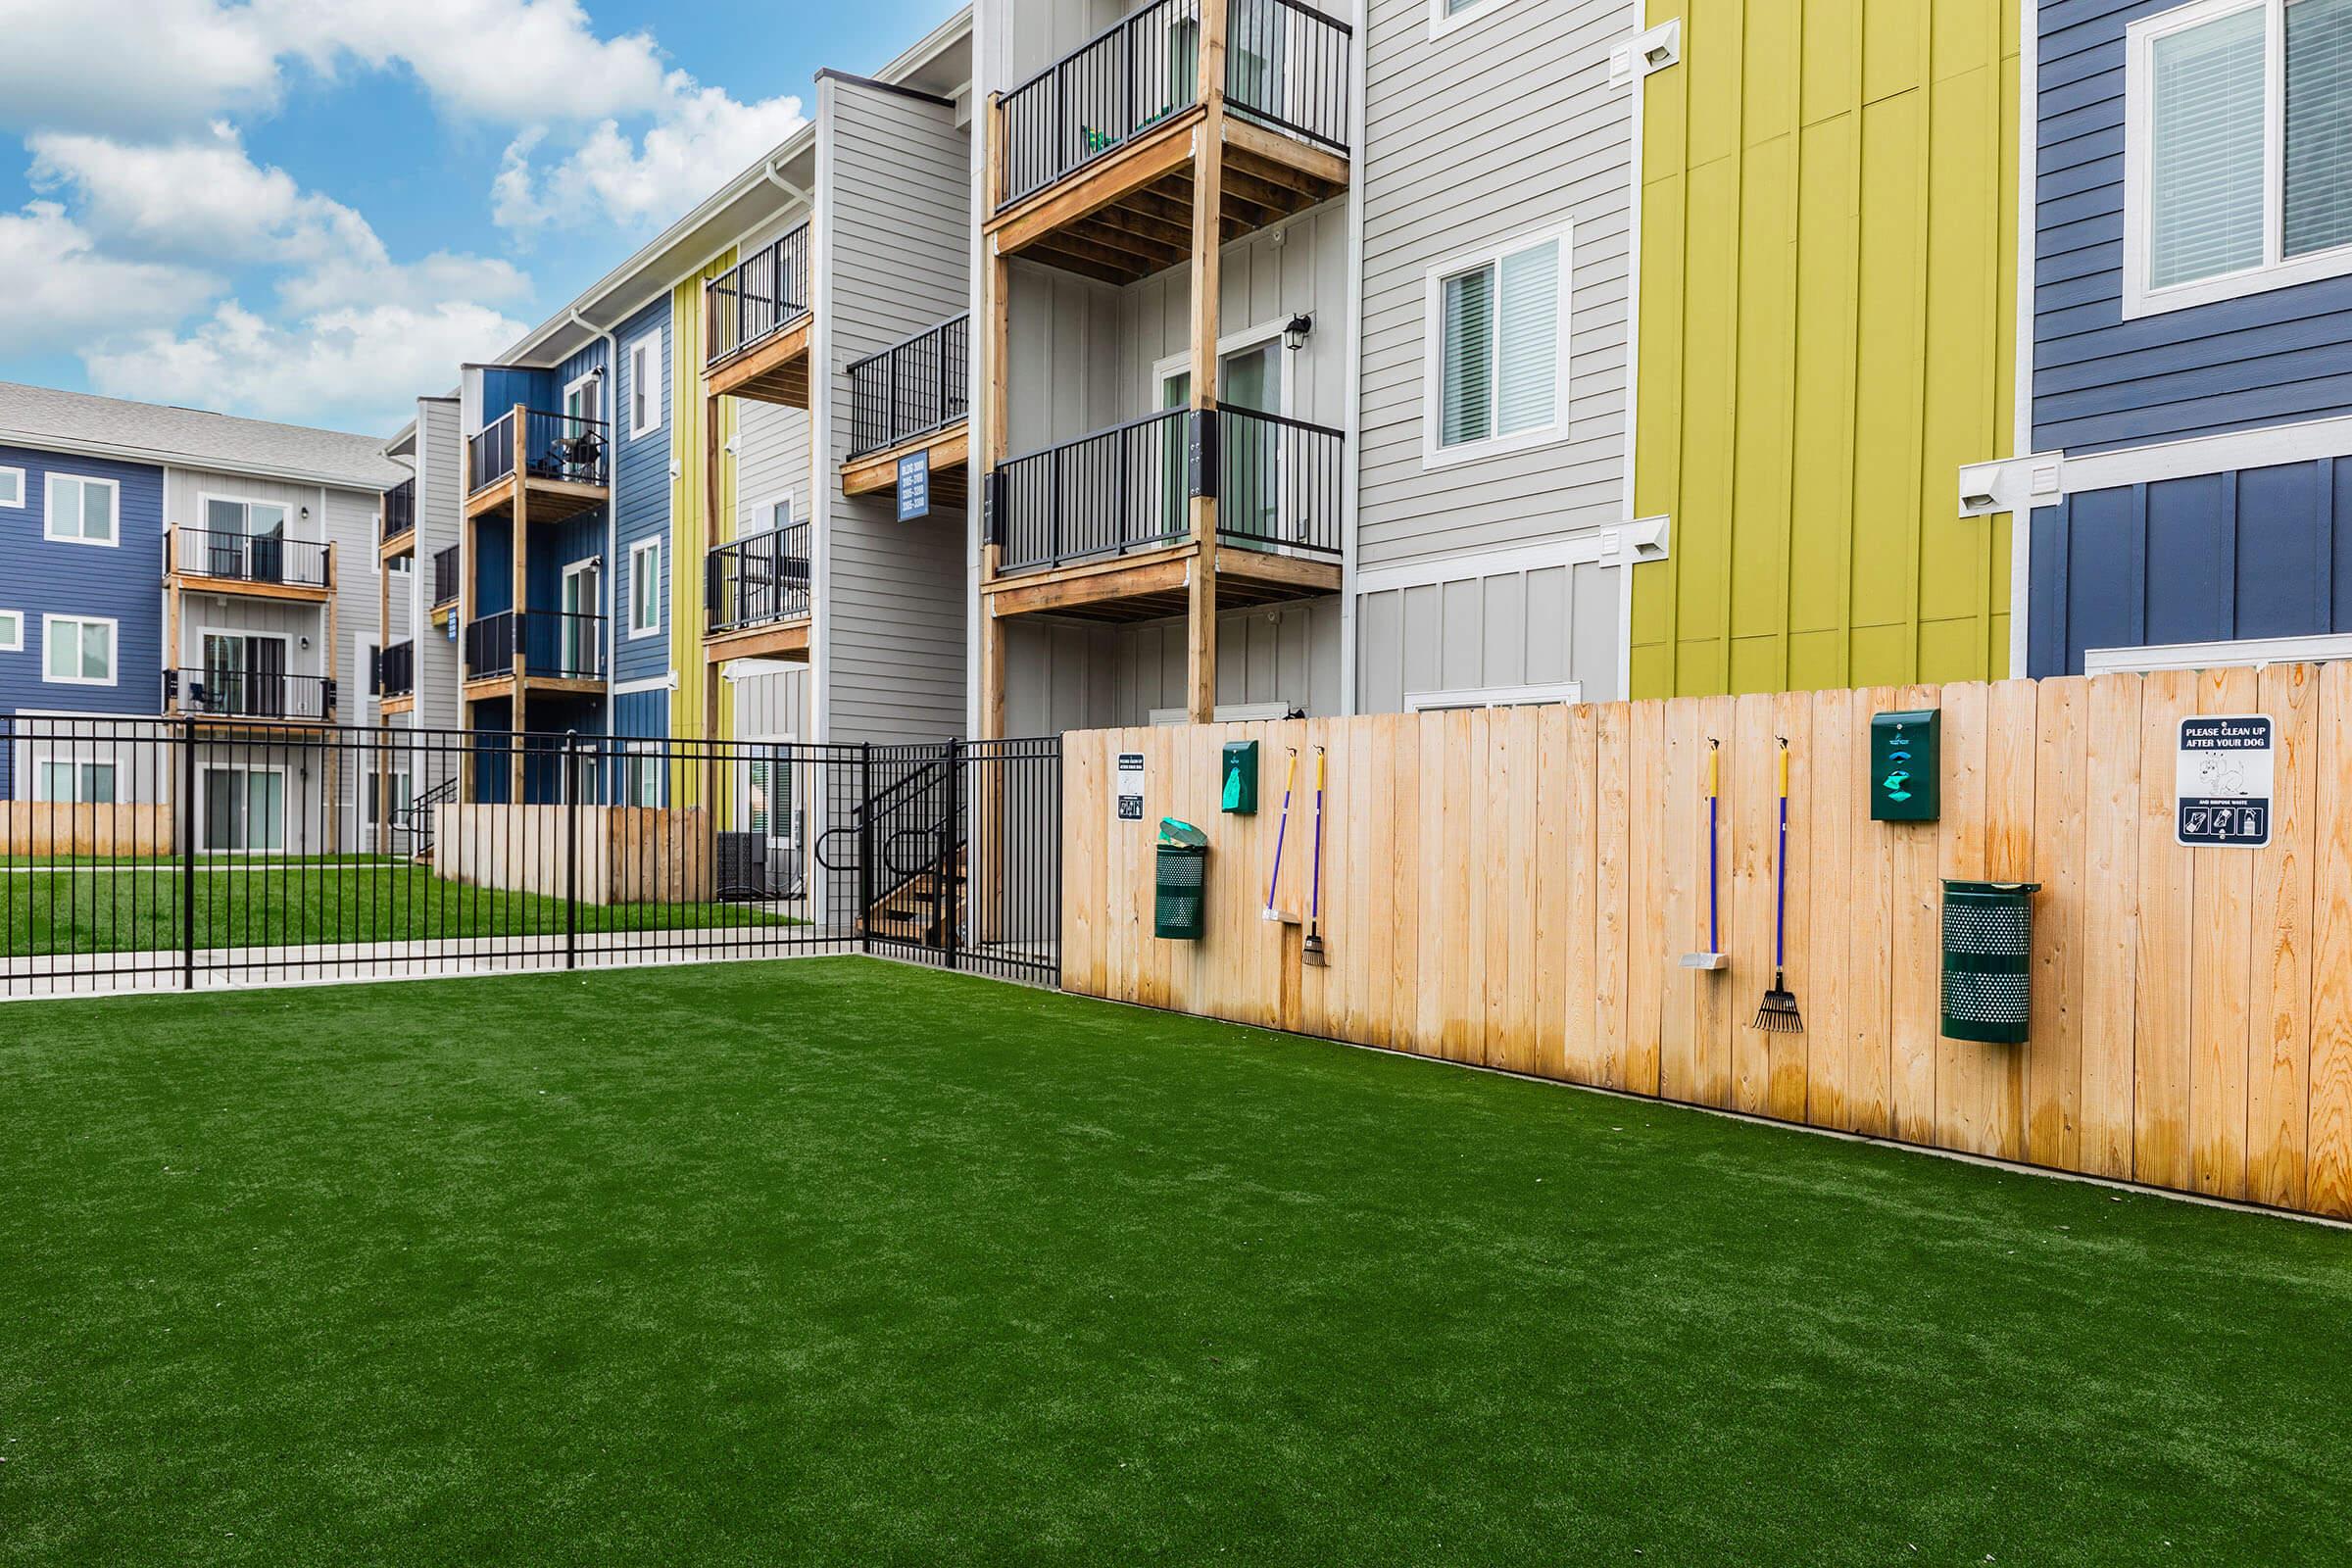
1283,314,1313,352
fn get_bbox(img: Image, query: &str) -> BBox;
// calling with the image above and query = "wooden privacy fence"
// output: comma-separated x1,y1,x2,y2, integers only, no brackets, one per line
1061,666,2352,1219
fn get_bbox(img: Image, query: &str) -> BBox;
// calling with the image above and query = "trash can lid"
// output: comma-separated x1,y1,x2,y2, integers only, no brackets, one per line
1157,816,1208,848
1942,879,2042,895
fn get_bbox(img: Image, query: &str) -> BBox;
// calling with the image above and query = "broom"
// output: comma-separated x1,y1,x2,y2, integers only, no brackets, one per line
1752,736,1803,1033
1301,746,1328,967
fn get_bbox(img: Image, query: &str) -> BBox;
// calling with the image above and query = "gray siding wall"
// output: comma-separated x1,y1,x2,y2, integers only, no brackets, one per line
1001,603,1342,734
411,398,465,734
1353,0,1634,702
819,76,974,746
729,665,809,739
733,205,817,544
1354,556,1617,710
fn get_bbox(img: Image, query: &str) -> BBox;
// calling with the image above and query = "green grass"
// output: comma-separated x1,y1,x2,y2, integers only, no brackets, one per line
3,864,790,956
4,958,2349,1565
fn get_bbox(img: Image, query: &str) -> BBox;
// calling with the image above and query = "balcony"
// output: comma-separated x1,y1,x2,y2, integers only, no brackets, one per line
381,476,416,553
168,667,336,726
430,544,461,619
705,224,812,407
374,639,416,707
165,524,333,600
843,314,970,501
987,0,1351,283
466,406,610,524
463,610,608,695
705,522,812,663
984,405,1342,620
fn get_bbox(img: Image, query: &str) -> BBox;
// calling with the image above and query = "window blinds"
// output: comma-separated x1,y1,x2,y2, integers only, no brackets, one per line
2288,0,2352,258
2149,6,2268,289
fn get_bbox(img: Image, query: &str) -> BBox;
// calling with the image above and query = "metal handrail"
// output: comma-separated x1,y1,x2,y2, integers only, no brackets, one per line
706,224,812,368
467,408,610,494
171,525,332,589
707,522,811,634
846,314,970,460
381,478,416,542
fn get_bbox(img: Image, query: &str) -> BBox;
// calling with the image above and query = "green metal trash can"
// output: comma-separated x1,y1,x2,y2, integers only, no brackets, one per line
1154,817,1209,941
1941,880,2040,1043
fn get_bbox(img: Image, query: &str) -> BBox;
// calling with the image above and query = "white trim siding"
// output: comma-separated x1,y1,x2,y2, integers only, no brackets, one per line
0,609,21,652
629,536,662,640
0,466,23,508
43,471,120,547
41,612,119,686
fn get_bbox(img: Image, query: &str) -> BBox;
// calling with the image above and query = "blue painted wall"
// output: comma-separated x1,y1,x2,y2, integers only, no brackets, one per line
612,297,672,688
2035,0,2352,455
612,686,669,741
2029,457,2352,673
0,443,165,734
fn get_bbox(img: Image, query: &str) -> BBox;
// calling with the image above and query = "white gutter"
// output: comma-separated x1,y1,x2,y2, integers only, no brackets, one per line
570,306,622,720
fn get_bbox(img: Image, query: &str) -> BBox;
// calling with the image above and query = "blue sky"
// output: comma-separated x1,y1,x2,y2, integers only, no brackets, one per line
0,0,961,435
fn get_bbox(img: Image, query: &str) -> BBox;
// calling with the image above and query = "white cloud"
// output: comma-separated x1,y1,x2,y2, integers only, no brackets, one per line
0,0,277,136
85,299,527,433
27,123,376,269
0,203,220,353
493,79,807,232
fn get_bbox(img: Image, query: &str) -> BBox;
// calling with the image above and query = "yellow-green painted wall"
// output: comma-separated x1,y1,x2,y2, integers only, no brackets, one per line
1628,0,2019,698
668,252,739,803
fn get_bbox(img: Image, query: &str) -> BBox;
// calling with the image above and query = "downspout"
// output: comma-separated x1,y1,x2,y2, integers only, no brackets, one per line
571,306,620,737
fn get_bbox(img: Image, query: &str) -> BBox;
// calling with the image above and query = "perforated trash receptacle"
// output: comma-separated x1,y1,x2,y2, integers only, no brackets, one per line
1154,843,1207,940
1942,880,2040,1043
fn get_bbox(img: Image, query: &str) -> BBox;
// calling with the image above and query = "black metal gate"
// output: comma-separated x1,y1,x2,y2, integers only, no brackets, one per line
820,736,1062,986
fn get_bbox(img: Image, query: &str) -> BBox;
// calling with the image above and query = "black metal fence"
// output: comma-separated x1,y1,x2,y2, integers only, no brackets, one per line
382,477,416,544
708,523,811,635
431,545,461,611
0,717,1062,997
707,225,812,367
171,525,333,590
847,315,970,459
469,408,610,494
167,669,337,723
989,406,1344,571
996,0,1351,209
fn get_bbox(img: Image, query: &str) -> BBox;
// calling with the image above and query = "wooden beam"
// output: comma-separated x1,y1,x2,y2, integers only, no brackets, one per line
986,549,1195,618
510,402,528,804
704,618,811,664
1214,545,1344,595
987,108,1203,258
1222,115,1351,192
705,317,813,408
842,420,970,497
1186,2,1227,727
460,421,476,804
1016,241,1145,288
981,228,1010,741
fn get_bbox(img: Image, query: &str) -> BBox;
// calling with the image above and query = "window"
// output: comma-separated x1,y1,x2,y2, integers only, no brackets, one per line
43,614,117,686
34,760,117,804
624,744,664,808
1428,0,1515,37
1405,681,1584,711
627,334,662,438
203,765,286,853
564,369,604,428
0,610,20,652
629,537,662,638
2128,0,2352,315
1424,228,1570,466
760,495,794,532
45,473,119,546
202,496,288,538
0,466,23,508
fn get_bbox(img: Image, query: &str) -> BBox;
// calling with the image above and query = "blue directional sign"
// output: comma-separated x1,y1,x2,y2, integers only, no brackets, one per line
897,450,930,521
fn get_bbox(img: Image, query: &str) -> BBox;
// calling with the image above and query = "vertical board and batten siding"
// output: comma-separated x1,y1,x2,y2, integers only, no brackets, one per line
669,257,738,757
1353,0,1633,706
1628,0,2018,698
820,77,972,747
613,296,673,700
1063,665,2352,1218
2033,0,2352,455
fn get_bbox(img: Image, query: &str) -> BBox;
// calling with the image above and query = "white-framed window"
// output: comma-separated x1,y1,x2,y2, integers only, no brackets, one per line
201,763,286,853
42,614,117,686
0,609,21,652
1428,0,1517,38
1422,225,1572,466
629,537,662,638
45,473,120,546
33,758,118,805
1405,681,1584,712
0,466,23,508
564,368,604,429
626,332,662,439
2126,0,2352,317
623,742,664,808
201,494,289,539
757,494,794,533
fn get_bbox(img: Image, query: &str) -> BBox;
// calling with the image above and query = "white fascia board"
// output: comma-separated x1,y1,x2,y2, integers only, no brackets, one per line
1961,413,2352,516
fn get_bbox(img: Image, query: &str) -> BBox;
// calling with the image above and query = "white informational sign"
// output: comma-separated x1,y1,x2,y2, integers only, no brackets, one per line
2177,714,2274,848
1114,752,1146,822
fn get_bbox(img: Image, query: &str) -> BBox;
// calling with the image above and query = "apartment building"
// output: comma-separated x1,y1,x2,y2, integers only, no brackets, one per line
1959,0,2352,677
0,381,402,850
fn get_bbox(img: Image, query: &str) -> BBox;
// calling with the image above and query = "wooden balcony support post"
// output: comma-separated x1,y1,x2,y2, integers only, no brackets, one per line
980,93,1010,744
460,424,476,804
1185,0,1229,726
510,401,529,804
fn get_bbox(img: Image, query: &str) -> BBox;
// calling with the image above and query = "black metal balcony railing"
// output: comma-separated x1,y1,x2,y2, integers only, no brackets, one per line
374,639,416,699
997,0,1351,210
707,224,811,368
170,668,335,722
989,405,1343,574
464,610,608,682
847,315,969,460
430,544,461,610
381,477,416,544
708,522,811,634
467,408,610,495
171,525,332,590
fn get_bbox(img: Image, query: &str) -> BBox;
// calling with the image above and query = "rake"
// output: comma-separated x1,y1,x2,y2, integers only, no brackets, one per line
1752,736,1804,1034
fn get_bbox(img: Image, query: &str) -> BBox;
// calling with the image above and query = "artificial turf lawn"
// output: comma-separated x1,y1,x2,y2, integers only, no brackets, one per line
4,960,2350,1565
3,863,789,956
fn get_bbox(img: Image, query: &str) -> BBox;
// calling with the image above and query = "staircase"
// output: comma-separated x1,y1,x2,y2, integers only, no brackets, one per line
855,755,967,952
864,842,966,948
394,775,459,862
